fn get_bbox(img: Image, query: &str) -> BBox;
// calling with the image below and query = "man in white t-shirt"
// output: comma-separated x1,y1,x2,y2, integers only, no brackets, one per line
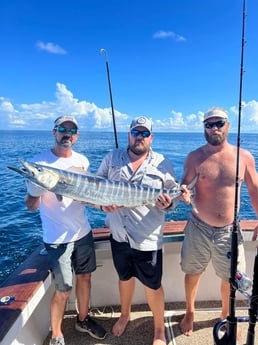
24,115,106,345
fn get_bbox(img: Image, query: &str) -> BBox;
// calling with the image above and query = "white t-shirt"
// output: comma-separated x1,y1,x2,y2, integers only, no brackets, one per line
32,150,91,244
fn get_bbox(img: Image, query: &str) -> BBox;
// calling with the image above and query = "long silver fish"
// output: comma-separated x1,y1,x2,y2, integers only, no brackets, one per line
8,160,198,207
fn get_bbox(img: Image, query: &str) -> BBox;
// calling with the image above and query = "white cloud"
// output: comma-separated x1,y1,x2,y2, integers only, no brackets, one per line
0,83,128,130
0,97,15,112
153,110,203,131
230,100,258,131
36,41,67,55
1,84,258,132
153,30,186,42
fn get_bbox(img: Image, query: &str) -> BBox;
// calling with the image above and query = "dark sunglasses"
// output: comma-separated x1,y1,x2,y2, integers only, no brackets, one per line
204,120,227,129
130,129,151,138
56,126,78,135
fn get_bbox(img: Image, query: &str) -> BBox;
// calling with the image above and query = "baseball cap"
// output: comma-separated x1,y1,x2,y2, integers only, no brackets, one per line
130,116,152,132
203,108,228,122
54,115,79,128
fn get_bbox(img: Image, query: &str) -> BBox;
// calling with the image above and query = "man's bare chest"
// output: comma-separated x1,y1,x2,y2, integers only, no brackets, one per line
198,154,239,185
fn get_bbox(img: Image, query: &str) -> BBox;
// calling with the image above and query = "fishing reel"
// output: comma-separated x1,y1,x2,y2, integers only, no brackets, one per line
213,254,258,345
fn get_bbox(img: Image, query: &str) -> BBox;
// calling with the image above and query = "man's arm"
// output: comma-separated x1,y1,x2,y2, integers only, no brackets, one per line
24,194,41,211
244,151,258,216
24,180,45,211
181,151,198,185
243,150,258,244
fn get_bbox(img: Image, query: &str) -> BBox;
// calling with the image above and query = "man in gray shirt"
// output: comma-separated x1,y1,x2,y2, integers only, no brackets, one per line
97,116,189,345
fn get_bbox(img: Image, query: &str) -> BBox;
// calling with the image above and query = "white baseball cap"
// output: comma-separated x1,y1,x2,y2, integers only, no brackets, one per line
54,115,79,128
203,108,228,122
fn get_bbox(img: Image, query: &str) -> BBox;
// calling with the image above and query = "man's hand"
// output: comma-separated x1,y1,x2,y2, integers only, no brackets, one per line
155,194,172,209
180,184,191,204
101,205,122,213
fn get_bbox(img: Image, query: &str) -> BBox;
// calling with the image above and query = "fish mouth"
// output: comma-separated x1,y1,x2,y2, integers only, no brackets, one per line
8,159,39,179
8,160,29,177
8,159,60,190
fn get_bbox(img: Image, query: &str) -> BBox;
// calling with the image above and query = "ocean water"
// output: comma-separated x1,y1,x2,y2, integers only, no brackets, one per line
0,130,257,285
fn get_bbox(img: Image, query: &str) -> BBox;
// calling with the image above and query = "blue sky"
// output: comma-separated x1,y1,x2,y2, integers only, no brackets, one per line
1,0,258,132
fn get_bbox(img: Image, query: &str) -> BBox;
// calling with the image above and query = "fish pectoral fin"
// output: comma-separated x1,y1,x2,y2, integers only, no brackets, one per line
58,179,74,187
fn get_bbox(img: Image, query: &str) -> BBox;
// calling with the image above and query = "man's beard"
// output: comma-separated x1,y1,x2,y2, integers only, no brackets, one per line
205,131,226,146
128,141,148,155
56,136,73,148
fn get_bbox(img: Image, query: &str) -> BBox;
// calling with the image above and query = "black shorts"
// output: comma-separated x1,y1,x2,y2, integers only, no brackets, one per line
110,236,162,290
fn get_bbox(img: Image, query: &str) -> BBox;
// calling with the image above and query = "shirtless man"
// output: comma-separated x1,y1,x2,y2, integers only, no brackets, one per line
179,107,258,336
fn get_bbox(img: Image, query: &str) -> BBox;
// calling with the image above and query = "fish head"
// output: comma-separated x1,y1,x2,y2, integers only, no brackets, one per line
8,160,59,190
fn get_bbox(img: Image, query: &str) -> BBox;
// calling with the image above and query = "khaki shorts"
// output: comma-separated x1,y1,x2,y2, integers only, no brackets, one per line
180,213,246,281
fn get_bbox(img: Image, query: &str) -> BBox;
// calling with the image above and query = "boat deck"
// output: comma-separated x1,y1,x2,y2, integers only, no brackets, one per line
1,220,257,345
42,301,255,345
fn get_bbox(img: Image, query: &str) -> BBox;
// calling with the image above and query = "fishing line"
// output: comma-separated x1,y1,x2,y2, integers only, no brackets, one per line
100,49,119,148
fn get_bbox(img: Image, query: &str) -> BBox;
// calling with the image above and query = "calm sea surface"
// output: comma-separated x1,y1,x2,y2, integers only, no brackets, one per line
0,130,258,285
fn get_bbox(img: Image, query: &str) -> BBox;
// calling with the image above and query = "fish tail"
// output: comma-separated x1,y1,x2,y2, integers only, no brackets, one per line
186,173,199,213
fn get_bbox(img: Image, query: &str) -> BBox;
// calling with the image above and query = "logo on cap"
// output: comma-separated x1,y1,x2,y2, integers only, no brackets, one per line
130,116,152,132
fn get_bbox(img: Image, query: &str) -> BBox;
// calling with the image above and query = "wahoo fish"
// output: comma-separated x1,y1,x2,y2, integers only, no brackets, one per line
8,160,198,208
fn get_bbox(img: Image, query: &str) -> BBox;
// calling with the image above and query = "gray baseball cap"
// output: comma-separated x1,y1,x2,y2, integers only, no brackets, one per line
130,116,152,132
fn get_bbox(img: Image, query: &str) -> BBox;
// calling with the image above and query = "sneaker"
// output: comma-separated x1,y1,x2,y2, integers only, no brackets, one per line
75,315,107,339
49,336,65,345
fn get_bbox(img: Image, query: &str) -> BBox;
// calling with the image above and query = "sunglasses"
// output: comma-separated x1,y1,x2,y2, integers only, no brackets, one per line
130,129,151,138
56,126,78,135
204,120,227,129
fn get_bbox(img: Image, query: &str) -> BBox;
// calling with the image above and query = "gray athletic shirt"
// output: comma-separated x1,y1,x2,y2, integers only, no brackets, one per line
97,148,179,250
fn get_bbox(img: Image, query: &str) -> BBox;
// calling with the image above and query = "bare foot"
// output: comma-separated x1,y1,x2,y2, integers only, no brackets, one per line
237,327,243,341
179,312,194,336
112,315,130,336
153,331,166,345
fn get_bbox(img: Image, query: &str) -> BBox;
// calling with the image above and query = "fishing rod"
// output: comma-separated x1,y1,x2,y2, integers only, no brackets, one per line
100,48,119,148
213,1,248,344
245,248,258,345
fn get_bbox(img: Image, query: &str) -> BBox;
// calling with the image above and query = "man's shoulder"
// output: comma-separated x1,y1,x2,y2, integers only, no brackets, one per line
71,151,89,167
72,150,88,160
151,151,167,163
239,146,255,162
187,145,206,156
150,150,173,167
106,148,126,160
225,144,253,160
33,150,52,162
